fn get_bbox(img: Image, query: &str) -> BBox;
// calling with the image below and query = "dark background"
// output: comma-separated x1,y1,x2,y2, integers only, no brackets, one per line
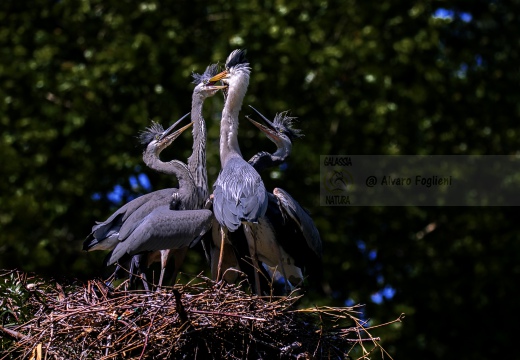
1,1,518,358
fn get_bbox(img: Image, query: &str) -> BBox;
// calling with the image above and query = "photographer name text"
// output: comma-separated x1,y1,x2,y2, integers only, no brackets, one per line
371,175,453,187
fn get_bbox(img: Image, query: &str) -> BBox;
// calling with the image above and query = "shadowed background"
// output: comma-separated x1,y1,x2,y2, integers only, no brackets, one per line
1,1,518,358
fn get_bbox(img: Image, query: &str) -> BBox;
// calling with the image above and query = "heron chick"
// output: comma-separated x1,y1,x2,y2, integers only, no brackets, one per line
208,49,269,294
84,115,213,290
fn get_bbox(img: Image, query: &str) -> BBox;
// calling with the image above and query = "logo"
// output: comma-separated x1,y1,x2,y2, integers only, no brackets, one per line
323,168,353,193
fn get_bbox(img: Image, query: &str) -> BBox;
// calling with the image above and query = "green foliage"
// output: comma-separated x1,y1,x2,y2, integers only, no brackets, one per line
0,271,34,350
1,0,519,358
0,273,32,326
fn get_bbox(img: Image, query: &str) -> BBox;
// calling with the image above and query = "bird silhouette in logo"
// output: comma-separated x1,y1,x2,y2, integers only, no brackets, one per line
329,170,349,192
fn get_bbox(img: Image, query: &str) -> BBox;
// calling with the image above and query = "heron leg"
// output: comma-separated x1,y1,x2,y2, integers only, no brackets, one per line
158,268,166,291
171,248,188,285
244,224,262,296
201,195,215,268
210,218,221,280
216,227,227,281
274,245,291,294
128,256,139,288
125,254,150,292
131,254,150,292
157,249,173,291
106,264,120,289
140,271,150,293
204,194,214,210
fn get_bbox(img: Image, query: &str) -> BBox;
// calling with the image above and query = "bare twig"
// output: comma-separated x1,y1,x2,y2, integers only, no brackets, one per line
0,325,26,340
189,309,266,322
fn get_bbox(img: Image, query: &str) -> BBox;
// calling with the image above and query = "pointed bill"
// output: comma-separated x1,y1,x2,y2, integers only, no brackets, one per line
160,122,194,143
208,70,229,83
246,115,283,145
248,105,276,129
204,84,228,90
159,112,191,140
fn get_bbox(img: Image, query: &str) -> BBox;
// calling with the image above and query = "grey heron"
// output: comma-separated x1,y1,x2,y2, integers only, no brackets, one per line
246,106,302,172
82,113,193,255
136,63,225,286
248,107,322,288
220,106,322,293
105,118,212,261
84,64,224,289
85,117,212,287
208,49,269,294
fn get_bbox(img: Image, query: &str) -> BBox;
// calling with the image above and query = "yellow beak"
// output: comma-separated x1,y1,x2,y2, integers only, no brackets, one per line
208,70,229,83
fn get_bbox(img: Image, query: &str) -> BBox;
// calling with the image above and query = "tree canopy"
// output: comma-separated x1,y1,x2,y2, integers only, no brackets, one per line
1,1,519,358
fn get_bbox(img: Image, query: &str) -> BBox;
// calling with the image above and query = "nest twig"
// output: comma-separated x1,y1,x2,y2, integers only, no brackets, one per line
0,270,402,359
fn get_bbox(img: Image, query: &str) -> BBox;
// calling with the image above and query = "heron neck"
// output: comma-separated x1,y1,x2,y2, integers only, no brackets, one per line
219,76,249,167
249,152,281,172
188,93,208,206
142,152,195,195
272,144,291,164
249,143,291,172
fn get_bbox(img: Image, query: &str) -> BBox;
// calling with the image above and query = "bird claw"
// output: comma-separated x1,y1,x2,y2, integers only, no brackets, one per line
170,193,180,210
204,194,214,210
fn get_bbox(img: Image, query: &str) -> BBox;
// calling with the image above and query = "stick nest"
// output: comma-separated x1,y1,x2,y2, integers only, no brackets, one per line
1,269,401,359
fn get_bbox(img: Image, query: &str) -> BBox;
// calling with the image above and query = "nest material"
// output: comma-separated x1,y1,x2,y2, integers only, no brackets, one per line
1,270,400,359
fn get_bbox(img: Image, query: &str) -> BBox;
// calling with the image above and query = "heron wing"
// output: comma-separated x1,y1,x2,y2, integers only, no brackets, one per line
213,158,268,231
273,188,322,257
83,188,176,251
212,175,239,231
117,189,179,240
105,207,213,265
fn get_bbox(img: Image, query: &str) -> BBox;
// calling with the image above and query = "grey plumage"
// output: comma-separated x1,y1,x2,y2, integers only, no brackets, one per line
249,105,303,141
83,112,209,288
225,106,322,292
225,49,248,69
249,108,321,288
187,62,224,207
84,63,224,288
212,49,268,231
84,188,177,252
273,188,322,257
138,121,166,146
213,157,268,231
206,49,269,293
246,106,302,172
84,115,197,259
192,63,220,85
105,207,212,266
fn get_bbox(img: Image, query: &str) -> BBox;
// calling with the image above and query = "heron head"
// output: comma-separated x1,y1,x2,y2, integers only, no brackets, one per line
207,49,250,99
193,63,227,97
246,106,302,149
138,113,193,151
271,111,303,141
